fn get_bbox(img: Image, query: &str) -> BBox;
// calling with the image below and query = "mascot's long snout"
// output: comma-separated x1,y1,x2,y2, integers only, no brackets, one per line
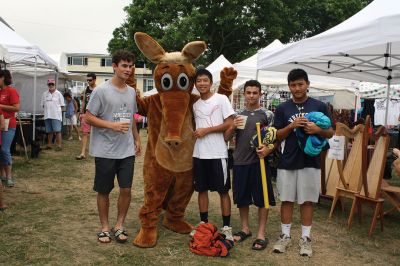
160,91,190,146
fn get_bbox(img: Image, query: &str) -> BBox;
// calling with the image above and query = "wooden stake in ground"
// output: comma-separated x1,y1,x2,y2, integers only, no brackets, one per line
18,116,28,159
256,122,269,209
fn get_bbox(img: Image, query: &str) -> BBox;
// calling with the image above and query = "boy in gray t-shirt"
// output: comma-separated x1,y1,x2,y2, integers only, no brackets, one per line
85,50,141,244
225,80,275,251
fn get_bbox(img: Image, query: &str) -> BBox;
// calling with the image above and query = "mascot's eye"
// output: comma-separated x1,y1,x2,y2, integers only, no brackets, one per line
177,73,189,91
161,73,173,90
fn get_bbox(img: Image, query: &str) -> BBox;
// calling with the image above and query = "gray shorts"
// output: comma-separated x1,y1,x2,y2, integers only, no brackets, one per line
276,168,321,204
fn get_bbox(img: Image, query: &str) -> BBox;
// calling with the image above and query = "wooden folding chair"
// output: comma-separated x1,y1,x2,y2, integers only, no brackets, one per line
328,117,369,218
348,126,389,236
381,179,400,216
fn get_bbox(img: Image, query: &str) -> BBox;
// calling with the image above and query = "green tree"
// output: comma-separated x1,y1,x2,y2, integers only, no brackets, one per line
108,0,372,66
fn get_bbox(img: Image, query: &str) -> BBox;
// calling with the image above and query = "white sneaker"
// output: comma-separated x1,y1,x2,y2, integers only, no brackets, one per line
299,237,313,257
189,221,205,237
273,234,292,253
220,226,233,241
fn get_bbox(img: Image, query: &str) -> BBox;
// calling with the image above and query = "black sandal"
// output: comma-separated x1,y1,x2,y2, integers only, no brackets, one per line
252,238,268,250
97,231,112,243
233,231,252,242
113,228,128,243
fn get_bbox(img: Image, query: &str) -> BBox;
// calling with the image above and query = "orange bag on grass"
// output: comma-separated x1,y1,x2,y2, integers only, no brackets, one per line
189,223,234,257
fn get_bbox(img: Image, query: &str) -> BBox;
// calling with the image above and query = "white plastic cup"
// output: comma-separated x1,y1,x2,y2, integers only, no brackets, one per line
236,115,248,129
119,118,131,133
119,117,130,123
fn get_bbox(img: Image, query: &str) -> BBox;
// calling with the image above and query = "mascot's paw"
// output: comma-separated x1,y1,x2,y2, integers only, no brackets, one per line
163,218,193,234
133,227,157,248
218,67,237,97
220,67,238,82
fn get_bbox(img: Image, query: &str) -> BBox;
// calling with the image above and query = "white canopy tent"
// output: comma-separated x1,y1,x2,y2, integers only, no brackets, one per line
207,40,359,109
0,19,58,140
257,0,400,125
236,40,359,92
206,54,233,85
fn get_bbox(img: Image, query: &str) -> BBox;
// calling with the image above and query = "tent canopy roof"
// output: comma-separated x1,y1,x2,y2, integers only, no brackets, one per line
0,19,57,70
257,0,400,84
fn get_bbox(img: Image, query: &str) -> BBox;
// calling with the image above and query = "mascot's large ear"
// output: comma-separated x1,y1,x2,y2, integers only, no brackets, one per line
182,41,207,62
134,32,166,64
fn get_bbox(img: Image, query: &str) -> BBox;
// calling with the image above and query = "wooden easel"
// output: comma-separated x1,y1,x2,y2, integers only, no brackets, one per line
329,116,370,218
348,126,389,236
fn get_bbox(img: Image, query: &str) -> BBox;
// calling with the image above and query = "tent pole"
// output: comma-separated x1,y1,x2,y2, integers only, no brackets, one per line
384,74,392,127
256,69,259,80
32,56,37,141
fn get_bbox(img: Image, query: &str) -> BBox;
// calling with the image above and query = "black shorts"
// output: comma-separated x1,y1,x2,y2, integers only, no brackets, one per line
233,162,276,208
93,156,135,194
193,158,230,193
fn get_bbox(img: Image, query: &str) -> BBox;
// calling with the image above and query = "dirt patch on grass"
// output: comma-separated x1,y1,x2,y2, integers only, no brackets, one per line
1,132,400,265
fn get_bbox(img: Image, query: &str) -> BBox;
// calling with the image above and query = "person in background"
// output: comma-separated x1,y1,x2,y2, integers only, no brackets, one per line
64,92,81,141
134,113,143,131
74,96,81,121
76,73,96,160
0,70,20,187
0,108,6,209
41,78,64,151
393,148,400,177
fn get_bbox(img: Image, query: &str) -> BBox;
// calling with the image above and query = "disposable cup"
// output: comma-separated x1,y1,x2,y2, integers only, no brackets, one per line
119,118,130,133
236,115,248,129
119,117,131,124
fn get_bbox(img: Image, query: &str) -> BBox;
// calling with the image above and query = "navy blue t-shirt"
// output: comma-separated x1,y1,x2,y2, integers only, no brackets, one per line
274,97,330,170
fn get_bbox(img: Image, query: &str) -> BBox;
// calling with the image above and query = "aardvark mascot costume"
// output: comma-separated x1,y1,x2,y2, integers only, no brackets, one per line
129,32,237,248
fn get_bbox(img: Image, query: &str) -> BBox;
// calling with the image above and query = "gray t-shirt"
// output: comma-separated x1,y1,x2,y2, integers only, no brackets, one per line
87,80,137,159
233,108,274,165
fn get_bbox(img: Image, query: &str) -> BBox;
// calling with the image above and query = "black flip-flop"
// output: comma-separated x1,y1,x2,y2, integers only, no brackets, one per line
113,228,128,243
252,238,268,250
97,231,112,244
233,231,252,242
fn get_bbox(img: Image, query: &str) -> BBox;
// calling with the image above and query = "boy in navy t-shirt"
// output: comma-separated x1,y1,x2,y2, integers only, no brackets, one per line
272,69,333,257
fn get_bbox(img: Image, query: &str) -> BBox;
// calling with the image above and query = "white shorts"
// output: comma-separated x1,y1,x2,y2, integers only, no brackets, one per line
276,168,321,204
65,114,77,126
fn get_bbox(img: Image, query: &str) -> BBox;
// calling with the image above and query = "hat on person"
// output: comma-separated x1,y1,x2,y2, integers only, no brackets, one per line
47,78,55,85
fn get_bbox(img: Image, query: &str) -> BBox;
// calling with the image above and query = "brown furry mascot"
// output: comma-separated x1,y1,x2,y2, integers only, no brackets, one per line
128,32,236,248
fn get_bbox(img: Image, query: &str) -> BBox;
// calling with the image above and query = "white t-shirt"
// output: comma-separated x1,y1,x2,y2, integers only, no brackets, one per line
193,93,235,159
374,99,400,126
41,90,65,121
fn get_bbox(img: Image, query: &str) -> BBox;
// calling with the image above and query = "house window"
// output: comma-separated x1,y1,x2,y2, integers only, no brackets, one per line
143,79,154,92
101,58,112,67
68,57,88,66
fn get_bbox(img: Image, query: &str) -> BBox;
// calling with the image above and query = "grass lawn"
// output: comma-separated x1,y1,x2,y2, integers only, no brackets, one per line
1,130,400,265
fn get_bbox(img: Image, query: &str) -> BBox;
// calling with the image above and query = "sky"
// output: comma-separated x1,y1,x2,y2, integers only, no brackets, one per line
2,0,131,56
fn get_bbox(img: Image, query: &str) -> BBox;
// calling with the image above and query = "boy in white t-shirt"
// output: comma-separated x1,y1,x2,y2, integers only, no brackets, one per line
192,68,235,240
